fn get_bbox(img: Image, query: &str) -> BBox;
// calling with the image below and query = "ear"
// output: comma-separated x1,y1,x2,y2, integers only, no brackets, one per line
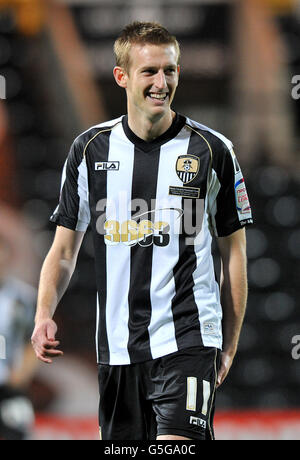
113,66,128,89
172,65,180,90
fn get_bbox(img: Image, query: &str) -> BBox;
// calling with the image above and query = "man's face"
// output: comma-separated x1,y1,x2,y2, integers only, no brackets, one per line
122,43,180,121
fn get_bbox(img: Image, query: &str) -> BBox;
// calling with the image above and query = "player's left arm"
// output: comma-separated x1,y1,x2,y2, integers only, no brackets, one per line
216,227,248,387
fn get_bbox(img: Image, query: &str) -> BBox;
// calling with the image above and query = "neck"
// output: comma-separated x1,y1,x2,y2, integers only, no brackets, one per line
127,109,175,142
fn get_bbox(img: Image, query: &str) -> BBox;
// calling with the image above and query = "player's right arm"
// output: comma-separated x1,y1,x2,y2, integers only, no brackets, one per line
31,226,85,364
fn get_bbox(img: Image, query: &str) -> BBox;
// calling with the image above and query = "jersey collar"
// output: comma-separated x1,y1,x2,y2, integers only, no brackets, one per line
122,113,186,152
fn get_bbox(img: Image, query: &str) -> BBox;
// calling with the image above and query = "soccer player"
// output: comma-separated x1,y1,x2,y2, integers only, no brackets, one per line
31,22,253,440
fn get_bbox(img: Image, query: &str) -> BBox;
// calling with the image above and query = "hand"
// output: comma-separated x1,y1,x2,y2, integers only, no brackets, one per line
216,351,235,388
31,318,63,364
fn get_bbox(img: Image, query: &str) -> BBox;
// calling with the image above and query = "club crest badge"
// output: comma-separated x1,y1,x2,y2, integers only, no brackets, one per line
176,155,200,184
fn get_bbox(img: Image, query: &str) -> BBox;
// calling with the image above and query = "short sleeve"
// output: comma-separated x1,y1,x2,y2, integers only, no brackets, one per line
210,143,253,237
50,139,90,232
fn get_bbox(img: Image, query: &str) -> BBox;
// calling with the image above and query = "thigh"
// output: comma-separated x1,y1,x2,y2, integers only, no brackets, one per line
98,364,155,440
150,347,220,441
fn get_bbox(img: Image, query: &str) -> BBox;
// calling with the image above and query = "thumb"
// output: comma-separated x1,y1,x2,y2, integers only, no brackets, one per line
46,320,57,341
217,364,226,387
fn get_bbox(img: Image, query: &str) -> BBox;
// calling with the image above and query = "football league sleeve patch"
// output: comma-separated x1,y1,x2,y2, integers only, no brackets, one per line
213,144,253,237
232,151,253,226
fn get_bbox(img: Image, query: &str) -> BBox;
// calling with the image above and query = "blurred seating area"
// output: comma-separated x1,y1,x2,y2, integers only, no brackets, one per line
0,0,299,438
220,163,300,409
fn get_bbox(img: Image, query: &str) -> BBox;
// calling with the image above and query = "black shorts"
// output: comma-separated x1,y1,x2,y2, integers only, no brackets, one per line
98,346,221,441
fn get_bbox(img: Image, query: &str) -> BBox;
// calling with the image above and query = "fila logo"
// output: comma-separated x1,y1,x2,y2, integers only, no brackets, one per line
95,161,120,171
189,416,206,429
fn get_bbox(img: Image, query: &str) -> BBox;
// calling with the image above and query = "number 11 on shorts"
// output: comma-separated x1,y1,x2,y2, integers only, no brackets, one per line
186,377,211,415
201,380,211,416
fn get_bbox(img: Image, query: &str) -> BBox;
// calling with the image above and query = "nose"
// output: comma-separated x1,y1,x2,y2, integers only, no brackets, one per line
154,69,167,90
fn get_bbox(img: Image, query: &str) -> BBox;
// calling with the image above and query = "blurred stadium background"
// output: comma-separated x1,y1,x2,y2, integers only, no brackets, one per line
0,0,299,440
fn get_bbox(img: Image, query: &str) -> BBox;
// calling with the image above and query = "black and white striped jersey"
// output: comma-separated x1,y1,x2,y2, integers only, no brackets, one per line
51,113,253,365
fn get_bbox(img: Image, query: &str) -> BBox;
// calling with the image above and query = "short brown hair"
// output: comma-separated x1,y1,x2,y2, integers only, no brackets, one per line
114,21,180,73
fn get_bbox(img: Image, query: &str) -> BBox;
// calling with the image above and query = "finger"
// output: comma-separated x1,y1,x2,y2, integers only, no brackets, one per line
216,368,225,387
34,343,63,358
35,349,63,364
31,334,59,347
42,348,64,357
33,338,60,349
46,322,57,341
32,341,60,354
44,340,60,349
36,351,53,364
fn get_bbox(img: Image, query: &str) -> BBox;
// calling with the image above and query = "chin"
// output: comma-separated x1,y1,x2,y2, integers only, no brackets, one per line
148,108,169,122
150,103,170,114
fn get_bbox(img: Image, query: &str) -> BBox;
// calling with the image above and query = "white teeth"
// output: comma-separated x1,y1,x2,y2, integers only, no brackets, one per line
149,93,167,99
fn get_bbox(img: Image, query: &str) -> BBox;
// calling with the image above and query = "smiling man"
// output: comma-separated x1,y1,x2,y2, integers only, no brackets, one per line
31,22,253,441
113,32,180,141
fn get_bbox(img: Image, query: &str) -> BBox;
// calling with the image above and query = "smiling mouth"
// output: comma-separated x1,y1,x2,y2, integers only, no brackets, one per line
147,92,169,101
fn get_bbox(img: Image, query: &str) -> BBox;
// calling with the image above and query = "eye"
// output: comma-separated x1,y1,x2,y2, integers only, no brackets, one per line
165,68,176,75
142,69,155,75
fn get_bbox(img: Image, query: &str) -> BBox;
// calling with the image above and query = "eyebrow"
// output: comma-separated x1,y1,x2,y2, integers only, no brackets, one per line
140,65,177,72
